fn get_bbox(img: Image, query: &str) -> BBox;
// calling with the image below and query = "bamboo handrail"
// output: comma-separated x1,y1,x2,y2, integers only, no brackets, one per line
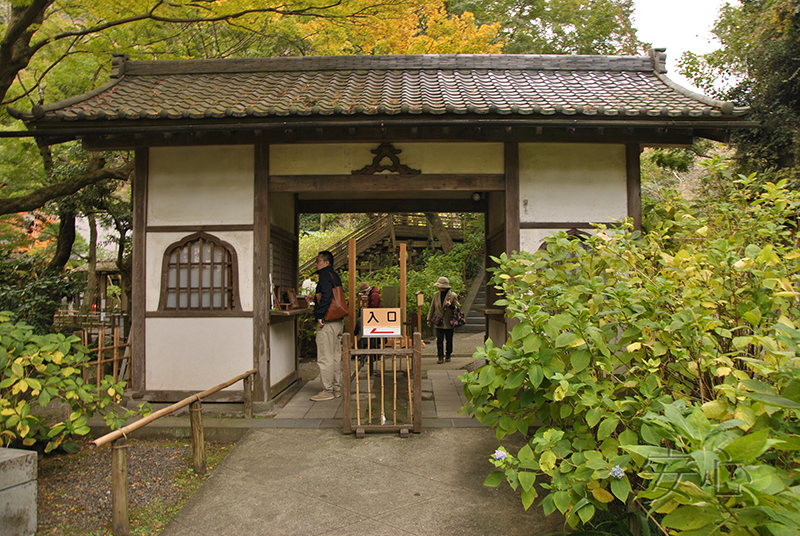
90,367,258,450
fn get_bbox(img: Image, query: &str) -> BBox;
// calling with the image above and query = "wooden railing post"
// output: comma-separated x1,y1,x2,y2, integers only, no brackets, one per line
190,400,206,475
243,374,253,418
412,332,422,433
342,332,352,434
111,438,130,536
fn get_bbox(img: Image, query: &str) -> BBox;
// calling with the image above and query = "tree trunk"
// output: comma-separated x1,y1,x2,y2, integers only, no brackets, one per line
424,213,454,253
115,221,132,337
84,213,98,312
47,209,75,272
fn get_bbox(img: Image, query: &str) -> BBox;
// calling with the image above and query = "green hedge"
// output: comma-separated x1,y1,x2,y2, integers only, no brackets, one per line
463,161,800,534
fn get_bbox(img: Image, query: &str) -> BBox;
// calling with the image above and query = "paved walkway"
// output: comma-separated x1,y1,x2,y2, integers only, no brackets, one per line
158,332,567,535
160,427,564,536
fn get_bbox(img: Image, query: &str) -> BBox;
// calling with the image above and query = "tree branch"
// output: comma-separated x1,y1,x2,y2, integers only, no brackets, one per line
0,158,134,216
28,1,356,57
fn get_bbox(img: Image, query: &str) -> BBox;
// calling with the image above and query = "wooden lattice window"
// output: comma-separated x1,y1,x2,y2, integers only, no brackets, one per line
158,232,241,312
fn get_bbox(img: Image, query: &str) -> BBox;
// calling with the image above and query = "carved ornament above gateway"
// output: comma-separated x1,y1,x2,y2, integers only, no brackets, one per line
351,142,421,175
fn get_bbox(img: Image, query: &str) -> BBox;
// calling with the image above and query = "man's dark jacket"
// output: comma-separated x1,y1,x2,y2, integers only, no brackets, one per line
315,264,343,321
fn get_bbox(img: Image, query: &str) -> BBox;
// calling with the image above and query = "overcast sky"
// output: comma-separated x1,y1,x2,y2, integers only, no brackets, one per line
633,0,730,92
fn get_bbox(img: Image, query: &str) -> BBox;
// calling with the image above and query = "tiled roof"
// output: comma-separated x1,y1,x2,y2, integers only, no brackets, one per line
9,51,748,124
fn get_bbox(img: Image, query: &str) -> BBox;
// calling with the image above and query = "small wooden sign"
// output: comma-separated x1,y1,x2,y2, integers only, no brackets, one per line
362,308,402,338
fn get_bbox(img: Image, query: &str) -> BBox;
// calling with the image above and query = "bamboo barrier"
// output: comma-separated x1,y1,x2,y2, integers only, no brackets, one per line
81,326,131,387
342,332,422,437
90,367,258,536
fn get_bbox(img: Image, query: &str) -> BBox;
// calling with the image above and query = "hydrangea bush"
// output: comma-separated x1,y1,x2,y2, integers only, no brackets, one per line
463,162,800,535
0,312,140,453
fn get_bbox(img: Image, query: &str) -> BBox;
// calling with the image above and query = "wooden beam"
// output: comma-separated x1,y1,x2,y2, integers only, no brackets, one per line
400,243,407,341
504,142,520,254
253,143,271,402
626,144,642,231
349,238,356,344
80,124,702,150
269,174,505,193
297,198,487,214
131,149,147,392
520,221,624,229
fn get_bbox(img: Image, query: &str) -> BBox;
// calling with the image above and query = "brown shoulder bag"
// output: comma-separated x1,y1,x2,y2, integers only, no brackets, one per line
316,272,348,321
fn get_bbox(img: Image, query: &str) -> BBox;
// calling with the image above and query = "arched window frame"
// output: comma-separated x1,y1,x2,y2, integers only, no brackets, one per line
157,232,242,314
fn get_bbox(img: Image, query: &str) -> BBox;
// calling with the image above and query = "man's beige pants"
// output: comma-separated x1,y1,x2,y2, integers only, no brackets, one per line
316,319,343,393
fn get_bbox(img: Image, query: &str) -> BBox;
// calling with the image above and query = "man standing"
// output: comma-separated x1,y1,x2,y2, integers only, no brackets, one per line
311,250,344,401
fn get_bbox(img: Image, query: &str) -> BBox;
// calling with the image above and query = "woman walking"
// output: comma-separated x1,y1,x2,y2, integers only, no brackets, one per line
426,276,460,364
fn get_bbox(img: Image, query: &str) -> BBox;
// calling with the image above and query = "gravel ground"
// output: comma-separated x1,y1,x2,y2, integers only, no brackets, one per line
37,439,193,535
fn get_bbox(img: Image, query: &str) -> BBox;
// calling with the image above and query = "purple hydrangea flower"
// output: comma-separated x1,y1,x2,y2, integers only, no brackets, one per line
609,465,625,479
493,450,507,461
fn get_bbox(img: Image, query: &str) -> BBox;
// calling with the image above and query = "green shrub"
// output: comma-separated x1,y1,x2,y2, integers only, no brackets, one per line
0,250,79,333
463,160,800,534
0,312,135,453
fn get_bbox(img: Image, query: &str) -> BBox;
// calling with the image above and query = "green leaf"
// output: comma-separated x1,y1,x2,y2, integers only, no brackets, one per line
690,449,719,481
518,471,537,492
663,403,699,441
523,333,542,353
618,428,638,445
577,501,595,524
585,408,602,428
505,370,526,390
610,476,631,502
478,366,496,387
521,487,538,511
483,471,505,487
743,392,800,409
553,490,571,514
528,365,544,388
511,322,532,341
621,445,674,460
570,350,590,372
597,417,619,440
722,428,772,462
555,332,577,348
662,505,720,530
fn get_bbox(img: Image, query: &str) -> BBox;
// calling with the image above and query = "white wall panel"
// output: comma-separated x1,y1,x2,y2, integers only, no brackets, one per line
145,231,254,312
149,146,254,226
269,321,296,388
146,318,253,391
519,144,627,223
270,143,504,175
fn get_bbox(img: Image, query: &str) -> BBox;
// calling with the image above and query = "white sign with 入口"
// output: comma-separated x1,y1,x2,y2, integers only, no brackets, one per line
362,308,402,338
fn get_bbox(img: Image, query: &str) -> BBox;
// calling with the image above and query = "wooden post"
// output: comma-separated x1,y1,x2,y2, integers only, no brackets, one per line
412,332,422,433
111,438,130,536
400,243,407,342
190,400,206,475
113,327,120,382
415,291,424,337
349,238,357,346
342,332,352,434
243,374,253,419
97,328,104,387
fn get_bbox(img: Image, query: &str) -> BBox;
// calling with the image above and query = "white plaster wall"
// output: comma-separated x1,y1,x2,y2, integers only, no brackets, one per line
270,143,504,175
519,144,627,223
149,146,254,226
146,318,253,391
269,321,296,387
521,228,600,254
145,231,254,312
